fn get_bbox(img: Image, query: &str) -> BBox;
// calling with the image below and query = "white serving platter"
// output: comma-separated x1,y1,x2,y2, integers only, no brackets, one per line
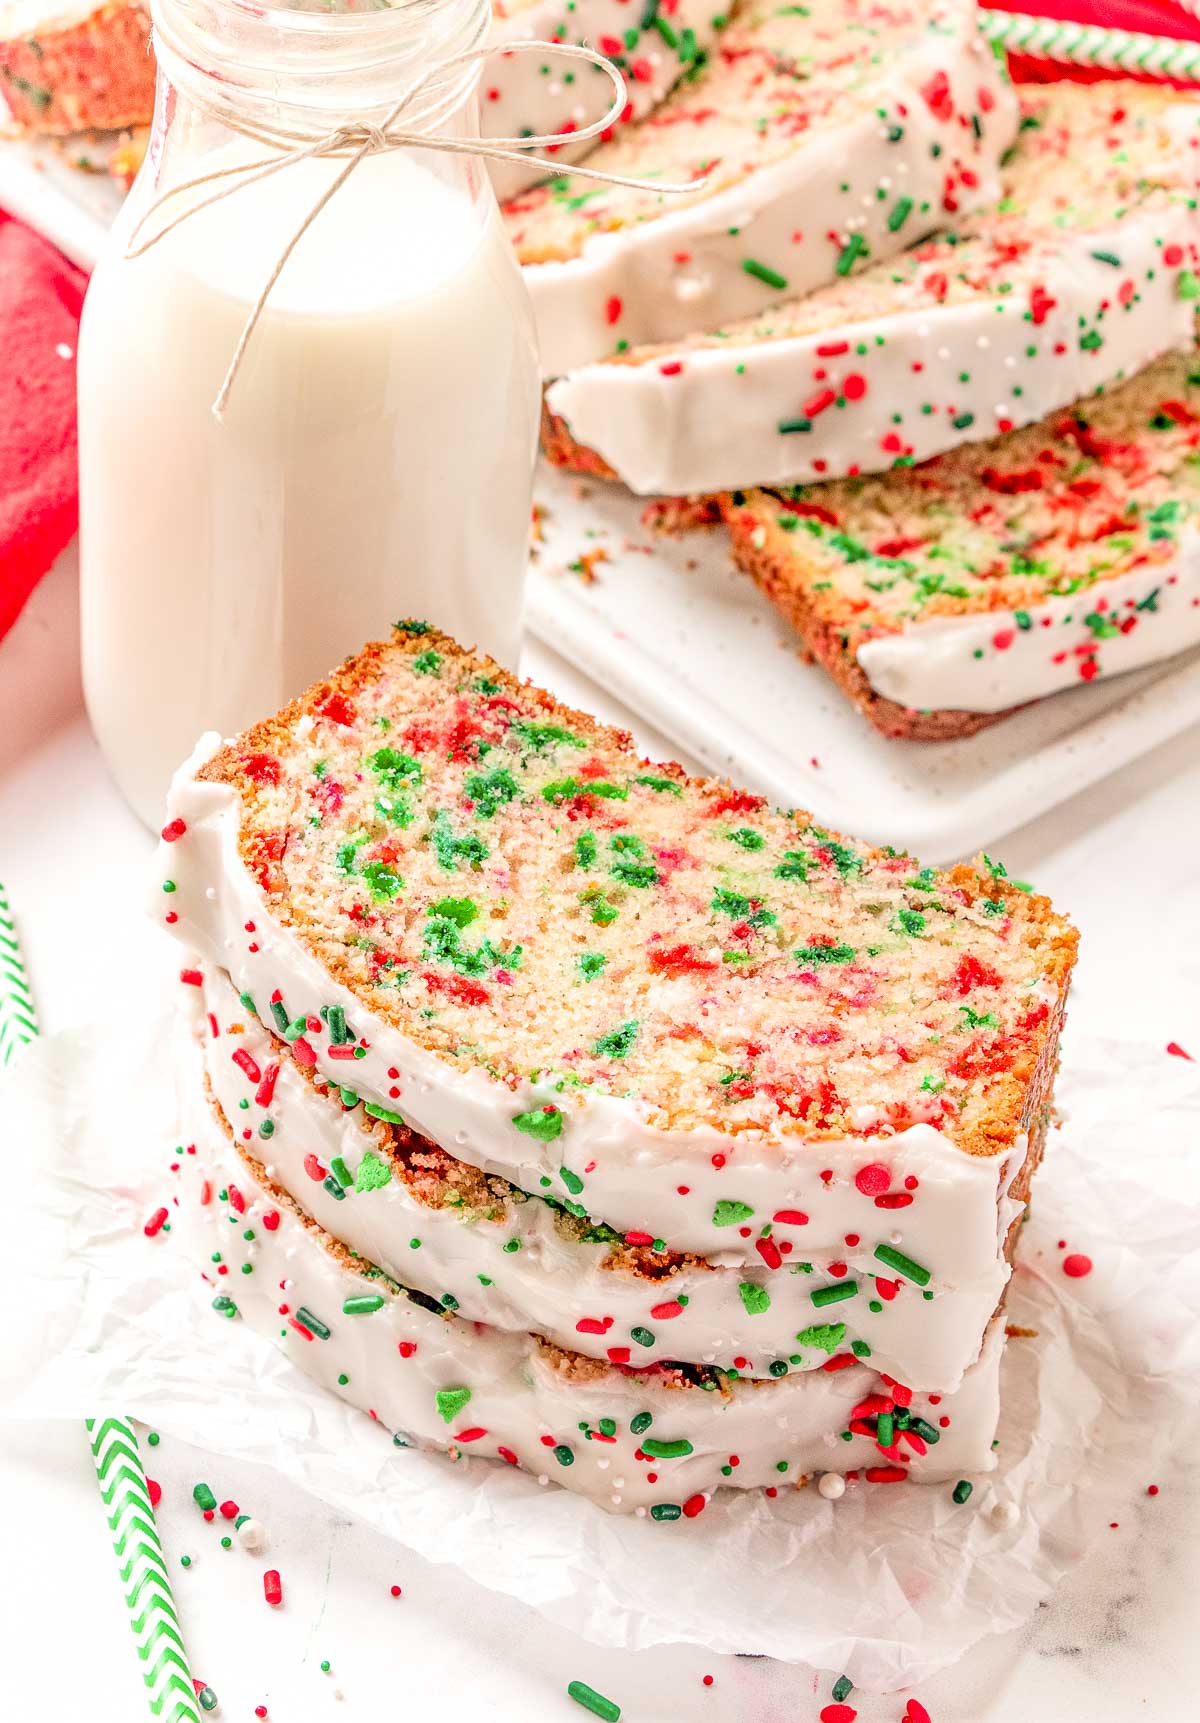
5,129,1200,863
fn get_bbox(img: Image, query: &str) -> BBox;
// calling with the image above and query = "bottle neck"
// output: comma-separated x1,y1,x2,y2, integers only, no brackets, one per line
149,0,490,142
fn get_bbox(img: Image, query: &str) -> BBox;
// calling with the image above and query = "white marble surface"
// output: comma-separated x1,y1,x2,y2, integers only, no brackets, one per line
1,547,1198,1720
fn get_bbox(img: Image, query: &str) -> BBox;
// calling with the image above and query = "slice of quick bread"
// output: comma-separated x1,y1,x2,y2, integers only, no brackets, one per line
487,0,729,201
722,350,1200,738
542,81,1200,493
503,0,1017,374
156,622,1077,1271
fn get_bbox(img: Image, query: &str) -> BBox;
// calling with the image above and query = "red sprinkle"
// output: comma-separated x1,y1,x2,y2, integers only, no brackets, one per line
820,1707,857,1723
143,1207,169,1238
179,968,203,988
161,818,187,842
650,1300,684,1320
1167,1041,1194,1061
397,1341,417,1358
263,1570,283,1607
390,1584,402,1597
147,1478,162,1508
854,1162,890,1196
772,1209,809,1226
682,1493,707,1518
1062,1253,1093,1278
906,1703,933,1723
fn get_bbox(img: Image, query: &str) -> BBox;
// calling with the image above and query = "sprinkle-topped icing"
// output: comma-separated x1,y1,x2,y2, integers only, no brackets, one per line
724,350,1200,724
486,0,728,202
544,81,1200,494
503,0,1017,373
158,624,1076,1267
195,965,1024,1389
179,1079,1009,1513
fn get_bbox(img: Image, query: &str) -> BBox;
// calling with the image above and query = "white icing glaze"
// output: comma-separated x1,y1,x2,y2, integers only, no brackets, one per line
485,0,723,203
517,9,1017,376
159,748,1030,1289
856,534,1200,714
195,965,1008,1389
179,1085,1005,1511
544,205,1199,494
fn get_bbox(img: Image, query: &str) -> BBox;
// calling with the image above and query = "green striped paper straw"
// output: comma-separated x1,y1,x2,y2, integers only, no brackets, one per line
980,9,1200,81
0,882,201,1722
0,883,39,1067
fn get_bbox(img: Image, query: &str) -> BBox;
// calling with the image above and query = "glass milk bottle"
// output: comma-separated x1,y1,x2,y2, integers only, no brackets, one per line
78,0,540,829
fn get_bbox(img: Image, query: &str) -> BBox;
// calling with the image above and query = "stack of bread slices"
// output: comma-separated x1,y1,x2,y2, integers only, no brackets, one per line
157,622,1077,1514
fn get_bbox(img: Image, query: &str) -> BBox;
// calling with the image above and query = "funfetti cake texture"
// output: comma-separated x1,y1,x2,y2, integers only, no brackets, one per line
723,351,1200,739
542,81,1200,495
503,0,1018,376
0,0,153,134
156,624,1077,1514
486,0,728,202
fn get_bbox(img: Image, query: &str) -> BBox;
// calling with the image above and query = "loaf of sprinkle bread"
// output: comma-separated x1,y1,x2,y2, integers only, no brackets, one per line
722,351,1200,738
157,624,1077,1513
504,0,1018,375
542,81,1200,494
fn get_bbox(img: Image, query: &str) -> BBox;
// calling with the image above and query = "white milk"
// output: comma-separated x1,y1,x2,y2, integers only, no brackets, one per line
78,145,540,828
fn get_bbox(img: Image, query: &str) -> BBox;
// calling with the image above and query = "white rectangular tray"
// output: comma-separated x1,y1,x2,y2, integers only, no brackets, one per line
6,131,1200,863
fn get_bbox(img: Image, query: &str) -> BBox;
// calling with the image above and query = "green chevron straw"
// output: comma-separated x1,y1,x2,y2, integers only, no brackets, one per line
0,882,202,1723
980,8,1200,80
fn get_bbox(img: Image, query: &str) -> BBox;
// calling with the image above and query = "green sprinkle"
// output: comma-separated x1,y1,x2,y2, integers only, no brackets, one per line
435,1386,471,1424
567,1680,621,1722
832,1676,853,1703
835,232,866,276
1090,250,1121,267
559,1165,584,1195
412,649,442,675
887,196,913,232
811,1281,858,1307
952,1479,973,1504
363,1102,406,1125
354,1151,393,1193
742,258,788,291
712,1199,754,1227
873,1243,931,1287
553,1444,575,1467
630,1411,653,1435
630,1327,655,1348
578,953,607,980
192,1483,217,1512
512,1106,564,1142
592,1019,638,1058
343,1295,385,1315
794,941,855,965
295,1307,330,1339
728,827,765,850
649,1503,682,1521
641,1438,694,1459
738,1282,771,1315
795,1322,845,1353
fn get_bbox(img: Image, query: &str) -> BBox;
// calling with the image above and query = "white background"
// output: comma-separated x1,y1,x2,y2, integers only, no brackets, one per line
0,549,1197,1721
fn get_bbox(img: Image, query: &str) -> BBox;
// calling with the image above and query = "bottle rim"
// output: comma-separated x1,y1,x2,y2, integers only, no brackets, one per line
151,0,491,132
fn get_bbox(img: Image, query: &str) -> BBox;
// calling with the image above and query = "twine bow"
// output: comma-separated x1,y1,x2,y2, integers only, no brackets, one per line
126,40,705,418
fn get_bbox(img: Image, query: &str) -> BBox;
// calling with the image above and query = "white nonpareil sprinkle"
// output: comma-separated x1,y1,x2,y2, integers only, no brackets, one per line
237,1517,267,1551
818,1473,846,1501
990,1500,1020,1529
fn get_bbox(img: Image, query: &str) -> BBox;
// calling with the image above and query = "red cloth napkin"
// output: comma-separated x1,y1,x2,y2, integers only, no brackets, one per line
0,209,86,646
1,3,1199,649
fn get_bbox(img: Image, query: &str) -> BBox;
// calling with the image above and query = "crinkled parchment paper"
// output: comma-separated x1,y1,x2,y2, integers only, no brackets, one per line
2,1014,1197,1691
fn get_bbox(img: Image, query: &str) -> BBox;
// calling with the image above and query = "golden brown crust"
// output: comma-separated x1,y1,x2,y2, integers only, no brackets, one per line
540,400,618,481
719,492,1023,741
